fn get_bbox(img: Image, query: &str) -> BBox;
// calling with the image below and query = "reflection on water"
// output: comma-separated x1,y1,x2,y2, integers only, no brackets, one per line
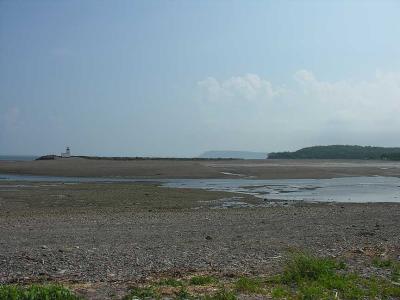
0,174,400,203
164,177,400,203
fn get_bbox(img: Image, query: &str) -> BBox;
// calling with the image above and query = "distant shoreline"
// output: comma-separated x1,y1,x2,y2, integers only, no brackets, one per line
1,157,400,179
36,155,243,161
0,155,38,161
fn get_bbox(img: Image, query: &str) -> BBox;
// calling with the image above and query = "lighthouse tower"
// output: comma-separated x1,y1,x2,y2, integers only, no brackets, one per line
61,146,71,158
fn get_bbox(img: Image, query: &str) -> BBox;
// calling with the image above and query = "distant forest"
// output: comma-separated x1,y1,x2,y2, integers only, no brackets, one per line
381,152,400,161
268,145,400,160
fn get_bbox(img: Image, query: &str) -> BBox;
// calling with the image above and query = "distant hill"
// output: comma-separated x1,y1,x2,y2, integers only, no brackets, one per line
268,145,400,160
199,151,267,159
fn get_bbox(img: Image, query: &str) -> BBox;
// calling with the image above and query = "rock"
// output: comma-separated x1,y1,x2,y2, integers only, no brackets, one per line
358,230,375,237
35,155,58,160
205,235,212,240
41,245,48,249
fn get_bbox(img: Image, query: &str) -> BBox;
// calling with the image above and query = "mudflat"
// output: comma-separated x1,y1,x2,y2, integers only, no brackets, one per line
1,158,400,178
0,181,399,299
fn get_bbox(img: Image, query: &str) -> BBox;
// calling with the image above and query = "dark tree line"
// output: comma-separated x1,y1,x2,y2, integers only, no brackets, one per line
268,145,400,160
381,153,400,161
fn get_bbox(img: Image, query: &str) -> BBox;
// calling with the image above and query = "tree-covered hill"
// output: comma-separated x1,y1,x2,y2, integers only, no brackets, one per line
268,145,400,160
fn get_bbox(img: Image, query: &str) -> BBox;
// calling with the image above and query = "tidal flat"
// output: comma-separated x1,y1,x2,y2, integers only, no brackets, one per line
0,180,399,299
1,157,400,179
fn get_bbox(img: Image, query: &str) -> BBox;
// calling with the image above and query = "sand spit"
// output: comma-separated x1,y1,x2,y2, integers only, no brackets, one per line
1,158,400,179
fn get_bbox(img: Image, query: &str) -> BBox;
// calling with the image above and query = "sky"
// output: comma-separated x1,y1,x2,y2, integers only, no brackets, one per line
1,0,400,157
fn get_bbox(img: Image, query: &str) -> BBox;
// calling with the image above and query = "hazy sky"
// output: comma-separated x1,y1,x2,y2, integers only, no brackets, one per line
1,0,400,156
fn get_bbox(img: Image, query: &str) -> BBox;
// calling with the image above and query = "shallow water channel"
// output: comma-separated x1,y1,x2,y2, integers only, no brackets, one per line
1,174,400,203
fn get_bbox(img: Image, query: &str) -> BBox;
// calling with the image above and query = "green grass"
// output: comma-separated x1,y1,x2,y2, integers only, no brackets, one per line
270,252,400,299
202,289,236,300
189,275,216,286
121,254,400,299
174,287,191,300
392,265,400,282
372,257,394,268
234,277,262,293
372,257,400,283
271,286,290,299
9,254,398,300
0,284,81,300
123,286,159,300
157,278,184,287
281,252,345,283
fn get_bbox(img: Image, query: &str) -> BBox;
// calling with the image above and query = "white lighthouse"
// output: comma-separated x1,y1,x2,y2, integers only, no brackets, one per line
61,146,71,158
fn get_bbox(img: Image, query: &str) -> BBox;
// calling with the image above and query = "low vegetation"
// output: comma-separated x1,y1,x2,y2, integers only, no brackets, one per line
123,286,158,299
372,257,400,283
0,284,81,300
157,278,184,287
234,277,262,293
189,275,216,286
269,253,400,299
123,253,400,299
202,290,236,300
3,253,400,299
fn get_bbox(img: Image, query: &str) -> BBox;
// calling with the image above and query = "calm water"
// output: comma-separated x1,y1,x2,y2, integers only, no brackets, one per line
0,155,38,161
0,173,400,203
163,177,400,203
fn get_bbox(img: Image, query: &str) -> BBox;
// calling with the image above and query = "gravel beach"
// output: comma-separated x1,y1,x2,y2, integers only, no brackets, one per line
1,178,399,299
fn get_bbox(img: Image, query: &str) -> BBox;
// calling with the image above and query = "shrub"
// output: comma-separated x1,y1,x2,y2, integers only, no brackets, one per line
281,253,343,283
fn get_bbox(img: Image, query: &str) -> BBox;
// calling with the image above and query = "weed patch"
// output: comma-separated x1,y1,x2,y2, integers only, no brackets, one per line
123,286,159,300
0,284,81,300
120,254,400,299
203,289,236,300
372,258,394,268
189,275,216,286
234,277,262,293
157,278,184,287
175,287,191,299
271,252,400,299
281,252,344,283
372,257,400,283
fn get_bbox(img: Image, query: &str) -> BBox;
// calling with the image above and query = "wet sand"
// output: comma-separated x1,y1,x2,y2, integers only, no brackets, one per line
1,158,400,179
